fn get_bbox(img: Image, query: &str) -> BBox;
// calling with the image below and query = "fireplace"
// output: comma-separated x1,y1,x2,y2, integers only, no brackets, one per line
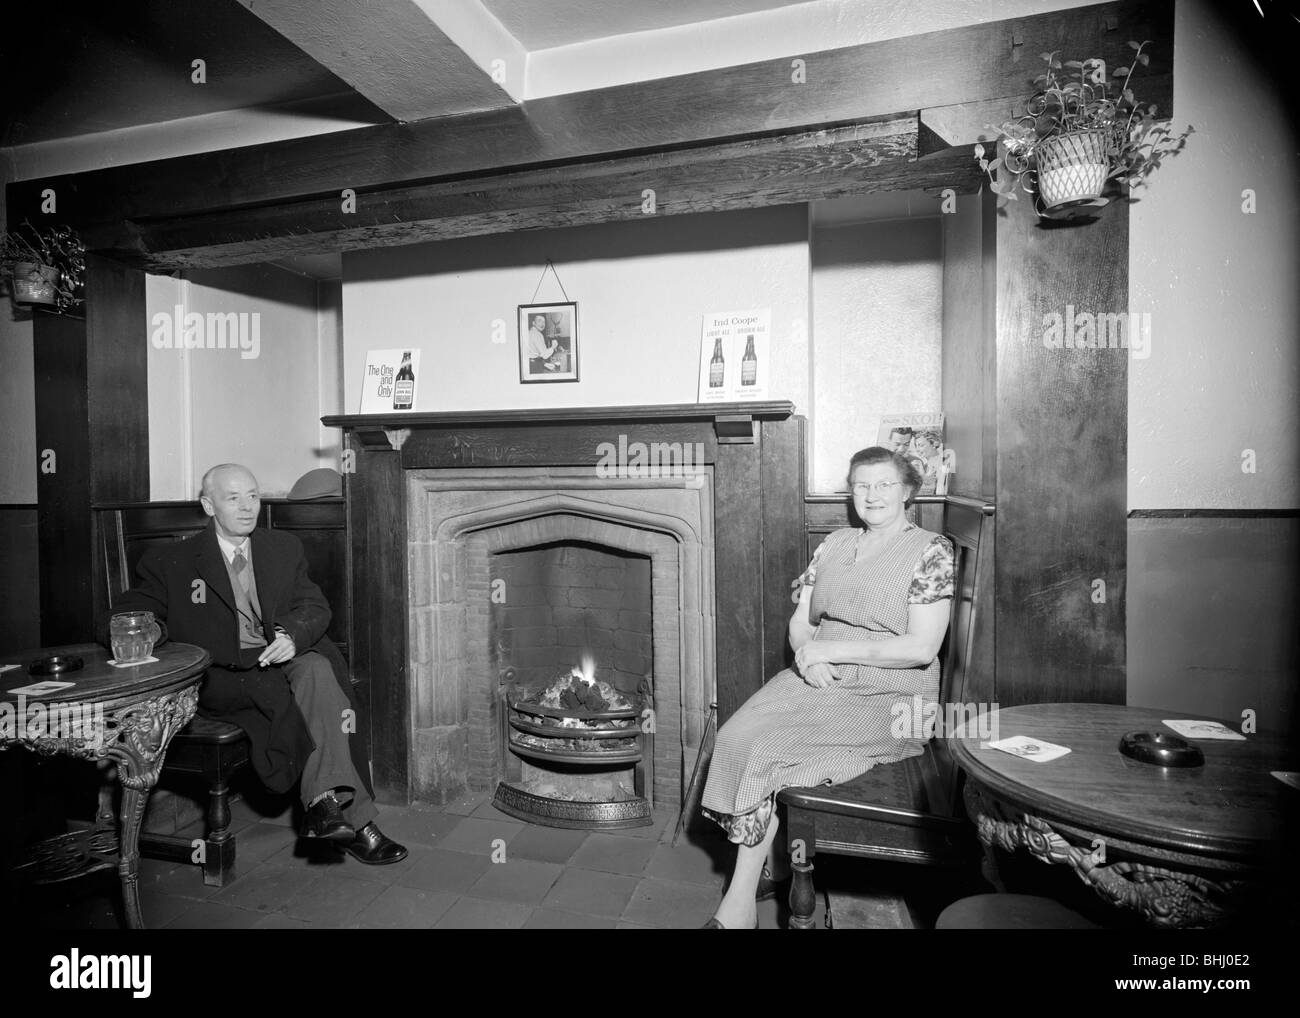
406,467,714,811
325,404,805,808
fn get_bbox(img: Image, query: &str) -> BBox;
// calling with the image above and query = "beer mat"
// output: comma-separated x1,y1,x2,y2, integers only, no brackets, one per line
106,656,160,668
7,680,77,695
1271,772,1300,791
987,735,1072,763
1161,719,1246,741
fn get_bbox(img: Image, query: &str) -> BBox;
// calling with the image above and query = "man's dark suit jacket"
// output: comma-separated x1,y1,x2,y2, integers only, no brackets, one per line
96,520,372,797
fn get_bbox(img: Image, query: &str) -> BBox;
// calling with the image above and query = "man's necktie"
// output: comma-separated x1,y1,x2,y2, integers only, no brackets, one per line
232,549,262,633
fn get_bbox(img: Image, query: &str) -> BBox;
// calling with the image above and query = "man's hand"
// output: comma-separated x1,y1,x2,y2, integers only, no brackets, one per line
800,661,838,689
258,631,296,667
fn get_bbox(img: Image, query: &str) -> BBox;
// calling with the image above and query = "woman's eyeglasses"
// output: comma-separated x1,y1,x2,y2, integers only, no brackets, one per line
851,480,902,496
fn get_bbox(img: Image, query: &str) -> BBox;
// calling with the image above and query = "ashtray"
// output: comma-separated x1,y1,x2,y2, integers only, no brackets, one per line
27,654,85,676
1119,731,1204,768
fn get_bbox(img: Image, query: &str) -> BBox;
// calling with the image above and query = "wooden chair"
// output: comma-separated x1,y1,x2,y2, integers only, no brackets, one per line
777,497,992,928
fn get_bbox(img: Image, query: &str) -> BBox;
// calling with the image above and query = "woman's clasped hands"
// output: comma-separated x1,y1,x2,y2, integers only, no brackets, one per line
794,642,839,688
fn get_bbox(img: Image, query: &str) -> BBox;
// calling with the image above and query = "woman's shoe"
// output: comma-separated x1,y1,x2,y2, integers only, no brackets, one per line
755,864,790,902
701,916,760,929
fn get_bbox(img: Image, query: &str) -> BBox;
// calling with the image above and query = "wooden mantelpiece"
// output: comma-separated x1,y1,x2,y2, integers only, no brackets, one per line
326,402,805,803
323,401,796,448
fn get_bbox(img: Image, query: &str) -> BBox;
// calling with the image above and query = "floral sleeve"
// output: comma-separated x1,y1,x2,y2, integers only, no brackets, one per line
908,536,955,604
789,540,828,604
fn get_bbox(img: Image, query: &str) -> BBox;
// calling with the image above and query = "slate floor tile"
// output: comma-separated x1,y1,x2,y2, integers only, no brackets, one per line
355,885,458,928
210,858,322,915
523,908,618,929
164,900,263,929
621,877,718,928
466,858,563,905
432,897,532,929
436,817,523,855
441,790,492,816
283,872,387,925
397,847,492,894
231,820,302,866
568,833,657,876
643,839,725,887
136,857,222,901
370,804,463,848
506,824,589,864
541,868,639,919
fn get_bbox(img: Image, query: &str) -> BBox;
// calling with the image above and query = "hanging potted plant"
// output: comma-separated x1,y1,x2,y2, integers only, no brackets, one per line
975,41,1192,219
1,222,86,312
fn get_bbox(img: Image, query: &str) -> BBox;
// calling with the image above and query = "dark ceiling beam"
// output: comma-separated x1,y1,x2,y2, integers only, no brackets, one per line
93,116,989,270
235,0,518,122
5,0,1173,235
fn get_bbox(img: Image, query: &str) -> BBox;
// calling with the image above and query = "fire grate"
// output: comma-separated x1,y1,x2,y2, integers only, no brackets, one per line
495,661,653,828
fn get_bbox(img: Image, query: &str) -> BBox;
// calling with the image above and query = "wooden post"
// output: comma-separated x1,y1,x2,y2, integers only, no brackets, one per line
992,196,1129,705
34,254,148,644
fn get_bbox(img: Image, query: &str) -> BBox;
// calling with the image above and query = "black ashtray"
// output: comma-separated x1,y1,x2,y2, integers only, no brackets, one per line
1119,731,1204,768
27,654,85,676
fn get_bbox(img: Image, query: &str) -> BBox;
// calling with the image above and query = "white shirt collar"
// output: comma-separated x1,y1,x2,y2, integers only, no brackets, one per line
216,532,250,565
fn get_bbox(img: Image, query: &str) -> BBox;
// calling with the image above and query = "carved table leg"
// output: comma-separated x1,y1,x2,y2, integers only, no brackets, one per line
101,687,199,929
962,780,1247,929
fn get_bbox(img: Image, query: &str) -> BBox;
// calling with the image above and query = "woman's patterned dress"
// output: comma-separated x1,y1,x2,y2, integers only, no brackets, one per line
701,523,954,845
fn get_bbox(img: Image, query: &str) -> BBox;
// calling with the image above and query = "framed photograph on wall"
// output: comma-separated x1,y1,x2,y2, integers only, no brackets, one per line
518,302,579,383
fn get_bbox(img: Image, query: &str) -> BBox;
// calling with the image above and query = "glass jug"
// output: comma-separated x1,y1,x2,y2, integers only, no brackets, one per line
110,610,161,664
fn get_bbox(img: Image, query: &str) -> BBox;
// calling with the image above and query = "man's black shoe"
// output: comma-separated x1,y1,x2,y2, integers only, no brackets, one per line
302,794,355,841
340,822,408,865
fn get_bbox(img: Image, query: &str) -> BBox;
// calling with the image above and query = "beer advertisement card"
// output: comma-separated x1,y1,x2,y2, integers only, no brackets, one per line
359,348,421,413
697,308,770,402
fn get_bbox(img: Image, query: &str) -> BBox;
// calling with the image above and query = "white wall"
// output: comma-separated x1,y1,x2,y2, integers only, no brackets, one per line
342,206,811,416
1129,0,1299,511
810,216,942,492
148,264,339,499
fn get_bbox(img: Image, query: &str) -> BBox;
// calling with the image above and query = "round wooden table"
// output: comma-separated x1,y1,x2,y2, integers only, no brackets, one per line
951,703,1298,928
1,641,209,928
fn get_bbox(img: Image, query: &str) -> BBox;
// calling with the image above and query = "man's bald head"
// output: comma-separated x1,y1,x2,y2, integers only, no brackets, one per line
200,463,258,501
199,464,261,540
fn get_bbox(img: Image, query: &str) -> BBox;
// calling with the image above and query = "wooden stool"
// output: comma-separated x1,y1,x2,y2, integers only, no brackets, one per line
936,893,1100,929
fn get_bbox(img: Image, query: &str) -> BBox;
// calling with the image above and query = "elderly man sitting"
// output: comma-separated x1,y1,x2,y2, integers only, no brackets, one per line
97,463,406,864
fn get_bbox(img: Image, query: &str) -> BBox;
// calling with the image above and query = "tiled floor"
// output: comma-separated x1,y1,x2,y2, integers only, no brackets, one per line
31,790,927,930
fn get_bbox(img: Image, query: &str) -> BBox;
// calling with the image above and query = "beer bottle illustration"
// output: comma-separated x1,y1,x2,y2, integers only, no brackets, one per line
708,337,725,388
394,351,415,410
741,334,757,386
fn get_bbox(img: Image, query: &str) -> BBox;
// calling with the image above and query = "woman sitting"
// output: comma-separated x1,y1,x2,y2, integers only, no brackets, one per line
701,445,954,928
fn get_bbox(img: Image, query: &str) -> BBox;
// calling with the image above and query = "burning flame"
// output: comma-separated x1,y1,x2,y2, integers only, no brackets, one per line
569,652,596,686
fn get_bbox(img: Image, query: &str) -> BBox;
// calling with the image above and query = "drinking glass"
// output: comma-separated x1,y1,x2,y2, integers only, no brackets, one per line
110,611,161,664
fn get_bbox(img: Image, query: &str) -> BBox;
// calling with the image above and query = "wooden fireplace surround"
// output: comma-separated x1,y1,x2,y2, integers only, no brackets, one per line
323,402,805,802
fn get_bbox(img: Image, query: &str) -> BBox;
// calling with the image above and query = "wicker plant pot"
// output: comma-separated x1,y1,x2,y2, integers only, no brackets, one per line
10,261,60,306
1035,128,1112,209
